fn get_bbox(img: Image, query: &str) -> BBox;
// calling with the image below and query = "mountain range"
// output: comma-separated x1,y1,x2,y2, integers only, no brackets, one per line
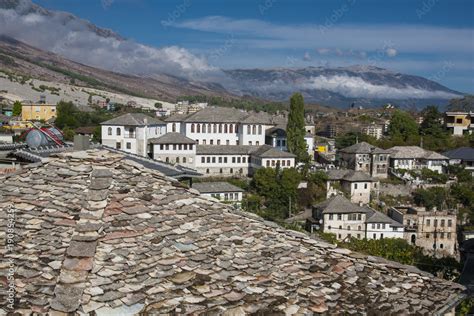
0,0,466,109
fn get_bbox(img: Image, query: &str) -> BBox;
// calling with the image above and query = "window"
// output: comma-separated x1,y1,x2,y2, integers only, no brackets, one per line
287,160,290,166
212,157,216,163
217,140,221,145
236,140,240,145
357,214,362,220
210,140,214,145
357,234,361,239
448,220,452,227
440,244,444,249
191,124,195,133
172,123,176,132
434,219,438,227
243,157,246,163
358,226,361,231
266,161,270,167
377,224,380,229
166,157,169,163
347,226,351,230
256,141,260,146
456,118,463,123
232,157,236,163
339,225,342,230
230,168,233,174
176,157,180,163
173,144,177,150
237,157,241,163
272,160,275,166
203,140,206,145
126,142,131,149
348,233,351,238
441,219,445,227
426,233,430,238
207,157,211,163
338,234,341,239
179,144,183,150
229,124,234,133
220,168,223,174
224,124,228,133
373,233,376,239
116,128,121,136
426,219,430,226
219,157,222,163
354,183,358,189
247,125,251,134
226,140,229,145
277,140,281,147
258,125,262,134
224,193,228,200
329,214,333,220
440,232,444,239
282,160,286,167
447,233,452,239
116,142,121,149
160,144,164,150
328,226,332,230
382,224,386,229
183,157,186,163
380,233,384,239
206,169,210,174
201,157,205,163
372,224,375,229
219,124,222,133
108,127,112,135
364,183,368,189
337,214,342,220
249,141,252,145
224,157,228,163
208,124,212,133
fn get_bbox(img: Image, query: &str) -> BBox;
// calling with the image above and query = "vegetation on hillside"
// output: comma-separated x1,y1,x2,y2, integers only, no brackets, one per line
177,95,286,113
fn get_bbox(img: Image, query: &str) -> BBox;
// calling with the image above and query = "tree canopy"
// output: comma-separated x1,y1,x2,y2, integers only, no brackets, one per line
388,110,419,143
286,93,308,162
12,101,22,116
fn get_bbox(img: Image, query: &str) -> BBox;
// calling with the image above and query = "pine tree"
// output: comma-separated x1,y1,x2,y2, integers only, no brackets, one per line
286,93,308,162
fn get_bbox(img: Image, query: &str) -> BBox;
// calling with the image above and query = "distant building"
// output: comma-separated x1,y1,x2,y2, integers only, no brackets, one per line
21,103,57,121
149,132,196,169
388,206,457,257
192,181,244,206
101,113,166,156
338,142,389,178
326,169,379,205
387,146,448,174
445,111,473,136
443,147,474,176
362,123,383,140
324,124,338,138
309,195,404,241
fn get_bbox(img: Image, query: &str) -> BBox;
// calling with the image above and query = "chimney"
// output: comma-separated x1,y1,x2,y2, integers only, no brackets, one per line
74,134,90,151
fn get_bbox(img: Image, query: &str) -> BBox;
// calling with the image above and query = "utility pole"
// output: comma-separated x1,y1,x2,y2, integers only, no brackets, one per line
288,196,292,218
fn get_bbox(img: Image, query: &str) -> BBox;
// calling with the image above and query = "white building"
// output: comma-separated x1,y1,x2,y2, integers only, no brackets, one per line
362,123,383,140
443,147,474,176
388,146,448,174
192,181,244,207
195,144,296,177
149,133,196,169
326,169,379,205
310,195,404,241
101,113,166,156
265,126,315,159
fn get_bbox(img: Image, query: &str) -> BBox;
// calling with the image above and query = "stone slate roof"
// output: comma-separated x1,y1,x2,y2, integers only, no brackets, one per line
163,113,192,122
314,195,366,214
340,142,388,154
365,208,404,227
101,113,164,126
149,133,196,145
327,169,375,182
388,146,448,160
251,145,296,159
184,107,248,123
443,147,474,162
265,126,287,137
0,149,465,314
192,181,245,194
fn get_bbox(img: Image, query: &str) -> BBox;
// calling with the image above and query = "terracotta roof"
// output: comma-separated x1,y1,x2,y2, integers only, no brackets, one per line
149,133,196,145
0,149,464,314
101,113,164,126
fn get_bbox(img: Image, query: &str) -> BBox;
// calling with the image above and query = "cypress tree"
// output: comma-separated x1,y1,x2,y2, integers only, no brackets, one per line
286,93,308,162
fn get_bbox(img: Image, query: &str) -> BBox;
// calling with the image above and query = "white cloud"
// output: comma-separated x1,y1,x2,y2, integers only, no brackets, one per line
385,48,398,57
0,1,220,81
250,75,460,100
174,16,474,54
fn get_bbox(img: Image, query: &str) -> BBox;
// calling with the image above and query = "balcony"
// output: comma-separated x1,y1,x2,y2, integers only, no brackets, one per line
124,132,136,138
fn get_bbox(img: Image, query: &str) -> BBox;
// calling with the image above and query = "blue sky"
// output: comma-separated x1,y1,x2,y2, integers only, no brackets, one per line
32,0,474,92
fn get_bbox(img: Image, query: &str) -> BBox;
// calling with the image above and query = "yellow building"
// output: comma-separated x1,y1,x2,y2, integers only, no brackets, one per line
21,104,57,121
445,111,473,136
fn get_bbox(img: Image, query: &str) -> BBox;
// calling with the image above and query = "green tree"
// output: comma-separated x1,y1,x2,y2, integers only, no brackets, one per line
388,110,419,143
286,93,308,162
413,187,448,211
154,102,163,109
12,101,22,116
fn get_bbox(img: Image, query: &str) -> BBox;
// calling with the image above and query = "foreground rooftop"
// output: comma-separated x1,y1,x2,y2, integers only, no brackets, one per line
0,149,464,314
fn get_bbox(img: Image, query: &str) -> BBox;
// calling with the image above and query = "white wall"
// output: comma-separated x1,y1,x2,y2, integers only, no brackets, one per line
101,124,165,156
323,213,367,241
195,154,250,176
185,122,240,145
366,223,403,240
152,143,196,168
239,124,266,145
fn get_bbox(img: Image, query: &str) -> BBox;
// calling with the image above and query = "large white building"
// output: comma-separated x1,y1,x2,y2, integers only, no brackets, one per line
192,181,244,207
101,113,166,156
310,195,404,241
388,146,449,174
149,133,196,169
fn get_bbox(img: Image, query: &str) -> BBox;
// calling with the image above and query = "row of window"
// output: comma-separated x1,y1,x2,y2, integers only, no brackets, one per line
425,232,452,239
196,139,260,145
163,156,192,164
200,156,248,164
276,139,287,147
158,144,194,151
116,142,131,150
265,160,292,167
108,127,135,136
210,193,240,201
328,213,362,221
205,168,244,174
353,183,369,190
425,218,453,227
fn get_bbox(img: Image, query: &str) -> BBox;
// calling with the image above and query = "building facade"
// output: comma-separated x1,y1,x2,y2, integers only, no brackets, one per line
362,123,383,140
101,113,166,156
326,169,379,205
388,146,448,174
338,142,389,178
445,111,473,136
388,206,457,257
21,103,57,121
192,181,244,207
149,133,196,169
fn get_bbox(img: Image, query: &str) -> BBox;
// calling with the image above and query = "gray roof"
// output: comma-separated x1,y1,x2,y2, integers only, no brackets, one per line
192,181,245,194
163,113,192,122
327,169,375,182
184,107,248,123
252,145,296,159
241,111,273,124
149,133,196,145
314,195,365,214
266,126,286,137
388,146,448,160
340,142,388,154
366,209,404,227
0,149,465,314
101,113,164,126
443,147,474,162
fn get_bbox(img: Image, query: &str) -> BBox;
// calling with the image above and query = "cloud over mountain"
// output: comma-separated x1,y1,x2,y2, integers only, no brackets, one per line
0,0,220,81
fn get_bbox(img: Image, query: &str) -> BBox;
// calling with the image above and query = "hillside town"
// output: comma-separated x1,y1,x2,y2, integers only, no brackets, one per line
0,0,473,314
